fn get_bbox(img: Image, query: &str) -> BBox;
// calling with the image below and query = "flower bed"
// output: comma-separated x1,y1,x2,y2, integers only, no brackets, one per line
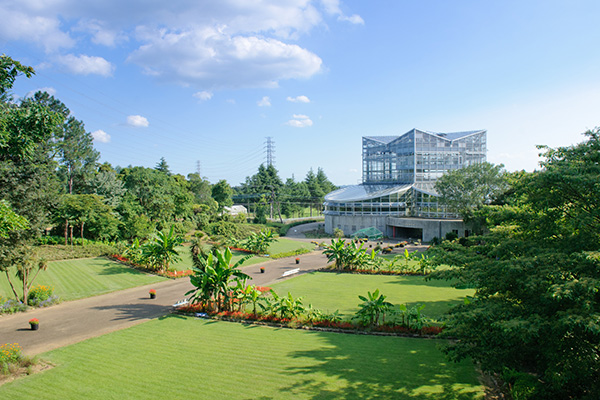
109,254,192,279
318,267,428,276
227,247,254,254
174,305,443,338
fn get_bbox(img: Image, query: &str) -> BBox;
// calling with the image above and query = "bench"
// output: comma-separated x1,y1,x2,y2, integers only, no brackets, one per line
282,268,300,277
172,298,189,308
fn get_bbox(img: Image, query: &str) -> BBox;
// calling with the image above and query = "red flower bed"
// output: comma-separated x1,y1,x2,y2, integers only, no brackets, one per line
420,326,444,335
227,247,254,254
161,269,193,278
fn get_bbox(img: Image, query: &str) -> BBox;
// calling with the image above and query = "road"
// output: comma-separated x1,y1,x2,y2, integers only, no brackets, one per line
0,250,330,356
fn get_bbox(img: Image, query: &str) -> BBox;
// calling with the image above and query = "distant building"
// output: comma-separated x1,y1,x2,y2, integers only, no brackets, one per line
324,128,487,241
224,205,248,216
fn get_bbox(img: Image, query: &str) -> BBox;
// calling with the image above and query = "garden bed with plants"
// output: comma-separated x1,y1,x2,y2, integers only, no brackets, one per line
175,305,444,338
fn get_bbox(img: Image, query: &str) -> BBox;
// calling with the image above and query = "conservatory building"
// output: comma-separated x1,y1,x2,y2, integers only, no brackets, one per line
323,128,487,242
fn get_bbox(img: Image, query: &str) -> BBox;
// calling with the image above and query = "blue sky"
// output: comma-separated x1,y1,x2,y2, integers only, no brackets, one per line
2,1,600,186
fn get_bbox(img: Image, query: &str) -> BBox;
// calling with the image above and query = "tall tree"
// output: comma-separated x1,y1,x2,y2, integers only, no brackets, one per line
434,162,508,220
23,91,99,194
155,157,171,175
211,179,233,215
428,129,600,399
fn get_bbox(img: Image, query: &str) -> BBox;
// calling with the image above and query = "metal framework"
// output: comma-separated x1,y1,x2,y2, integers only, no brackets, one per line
324,129,487,219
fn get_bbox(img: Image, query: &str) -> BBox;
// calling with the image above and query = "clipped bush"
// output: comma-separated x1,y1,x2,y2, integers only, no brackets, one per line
27,285,54,305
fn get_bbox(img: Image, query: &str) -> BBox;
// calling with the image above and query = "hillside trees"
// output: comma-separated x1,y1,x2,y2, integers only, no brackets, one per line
237,165,336,220
428,129,600,399
22,91,99,194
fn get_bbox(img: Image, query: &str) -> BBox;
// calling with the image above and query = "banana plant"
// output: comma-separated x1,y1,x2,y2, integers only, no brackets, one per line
323,238,348,270
186,247,251,312
354,289,394,327
275,292,305,319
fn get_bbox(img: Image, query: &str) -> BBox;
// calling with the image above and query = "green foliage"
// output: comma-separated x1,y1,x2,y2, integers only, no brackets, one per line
186,247,251,312
268,248,311,259
0,200,28,239
353,289,393,327
243,229,277,255
428,130,600,399
333,228,344,238
435,162,508,222
27,284,58,307
0,54,35,101
211,179,233,214
141,226,184,271
323,238,379,271
36,243,117,261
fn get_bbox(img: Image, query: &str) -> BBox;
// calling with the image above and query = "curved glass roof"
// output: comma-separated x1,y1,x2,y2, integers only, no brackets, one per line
324,183,440,202
324,184,412,202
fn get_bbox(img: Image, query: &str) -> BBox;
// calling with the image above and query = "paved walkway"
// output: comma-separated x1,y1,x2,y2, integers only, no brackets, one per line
0,249,330,356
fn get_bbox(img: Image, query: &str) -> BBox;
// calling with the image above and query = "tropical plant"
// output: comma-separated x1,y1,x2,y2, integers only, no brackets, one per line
141,226,183,271
323,238,348,270
396,304,427,329
273,291,305,319
243,229,277,255
186,247,251,312
354,289,393,327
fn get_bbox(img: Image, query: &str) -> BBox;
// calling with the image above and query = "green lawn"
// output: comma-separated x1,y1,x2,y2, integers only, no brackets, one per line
170,238,315,271
269,272,473,321
268,237,316,255
0,257,166,302
0,316,483,399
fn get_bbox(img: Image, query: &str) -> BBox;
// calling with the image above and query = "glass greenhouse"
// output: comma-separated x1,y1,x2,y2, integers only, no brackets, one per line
324,129,487,239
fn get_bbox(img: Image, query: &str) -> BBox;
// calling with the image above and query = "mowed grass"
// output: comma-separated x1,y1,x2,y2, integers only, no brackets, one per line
0,257,166,302
171,238,315,271
0,316,483,399
269,272,474,321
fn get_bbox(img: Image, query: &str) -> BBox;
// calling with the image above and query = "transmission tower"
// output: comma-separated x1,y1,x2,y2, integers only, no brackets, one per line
196,160,201,176
264,137,275,167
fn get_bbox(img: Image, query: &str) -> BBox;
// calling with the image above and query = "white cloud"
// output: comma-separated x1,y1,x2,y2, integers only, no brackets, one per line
286,114,313,128
321,0,364,25
2,1,361,86
339,14,364,25
74,19,125,47
58,54,114,76
194,91,213,101
91,129,110,143
127,28,322,89
287,95,310,103
257,96,271,107
126,115,149,127
0,4,74,52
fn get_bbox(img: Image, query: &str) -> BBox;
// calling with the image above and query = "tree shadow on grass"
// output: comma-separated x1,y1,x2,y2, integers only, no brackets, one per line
95,263,151,276
263,330,483,400
90,303,173,321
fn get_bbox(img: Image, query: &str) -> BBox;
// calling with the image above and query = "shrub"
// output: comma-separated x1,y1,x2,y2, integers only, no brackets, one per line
27,285,58,307
445,231,458,241
0,343,23,371
0,299,27,314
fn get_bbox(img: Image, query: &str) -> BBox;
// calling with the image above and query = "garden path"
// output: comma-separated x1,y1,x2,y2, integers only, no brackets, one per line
0,249,329,356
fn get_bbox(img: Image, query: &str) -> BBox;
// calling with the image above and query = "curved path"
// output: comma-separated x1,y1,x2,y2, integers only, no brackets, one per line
0,249,330,356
